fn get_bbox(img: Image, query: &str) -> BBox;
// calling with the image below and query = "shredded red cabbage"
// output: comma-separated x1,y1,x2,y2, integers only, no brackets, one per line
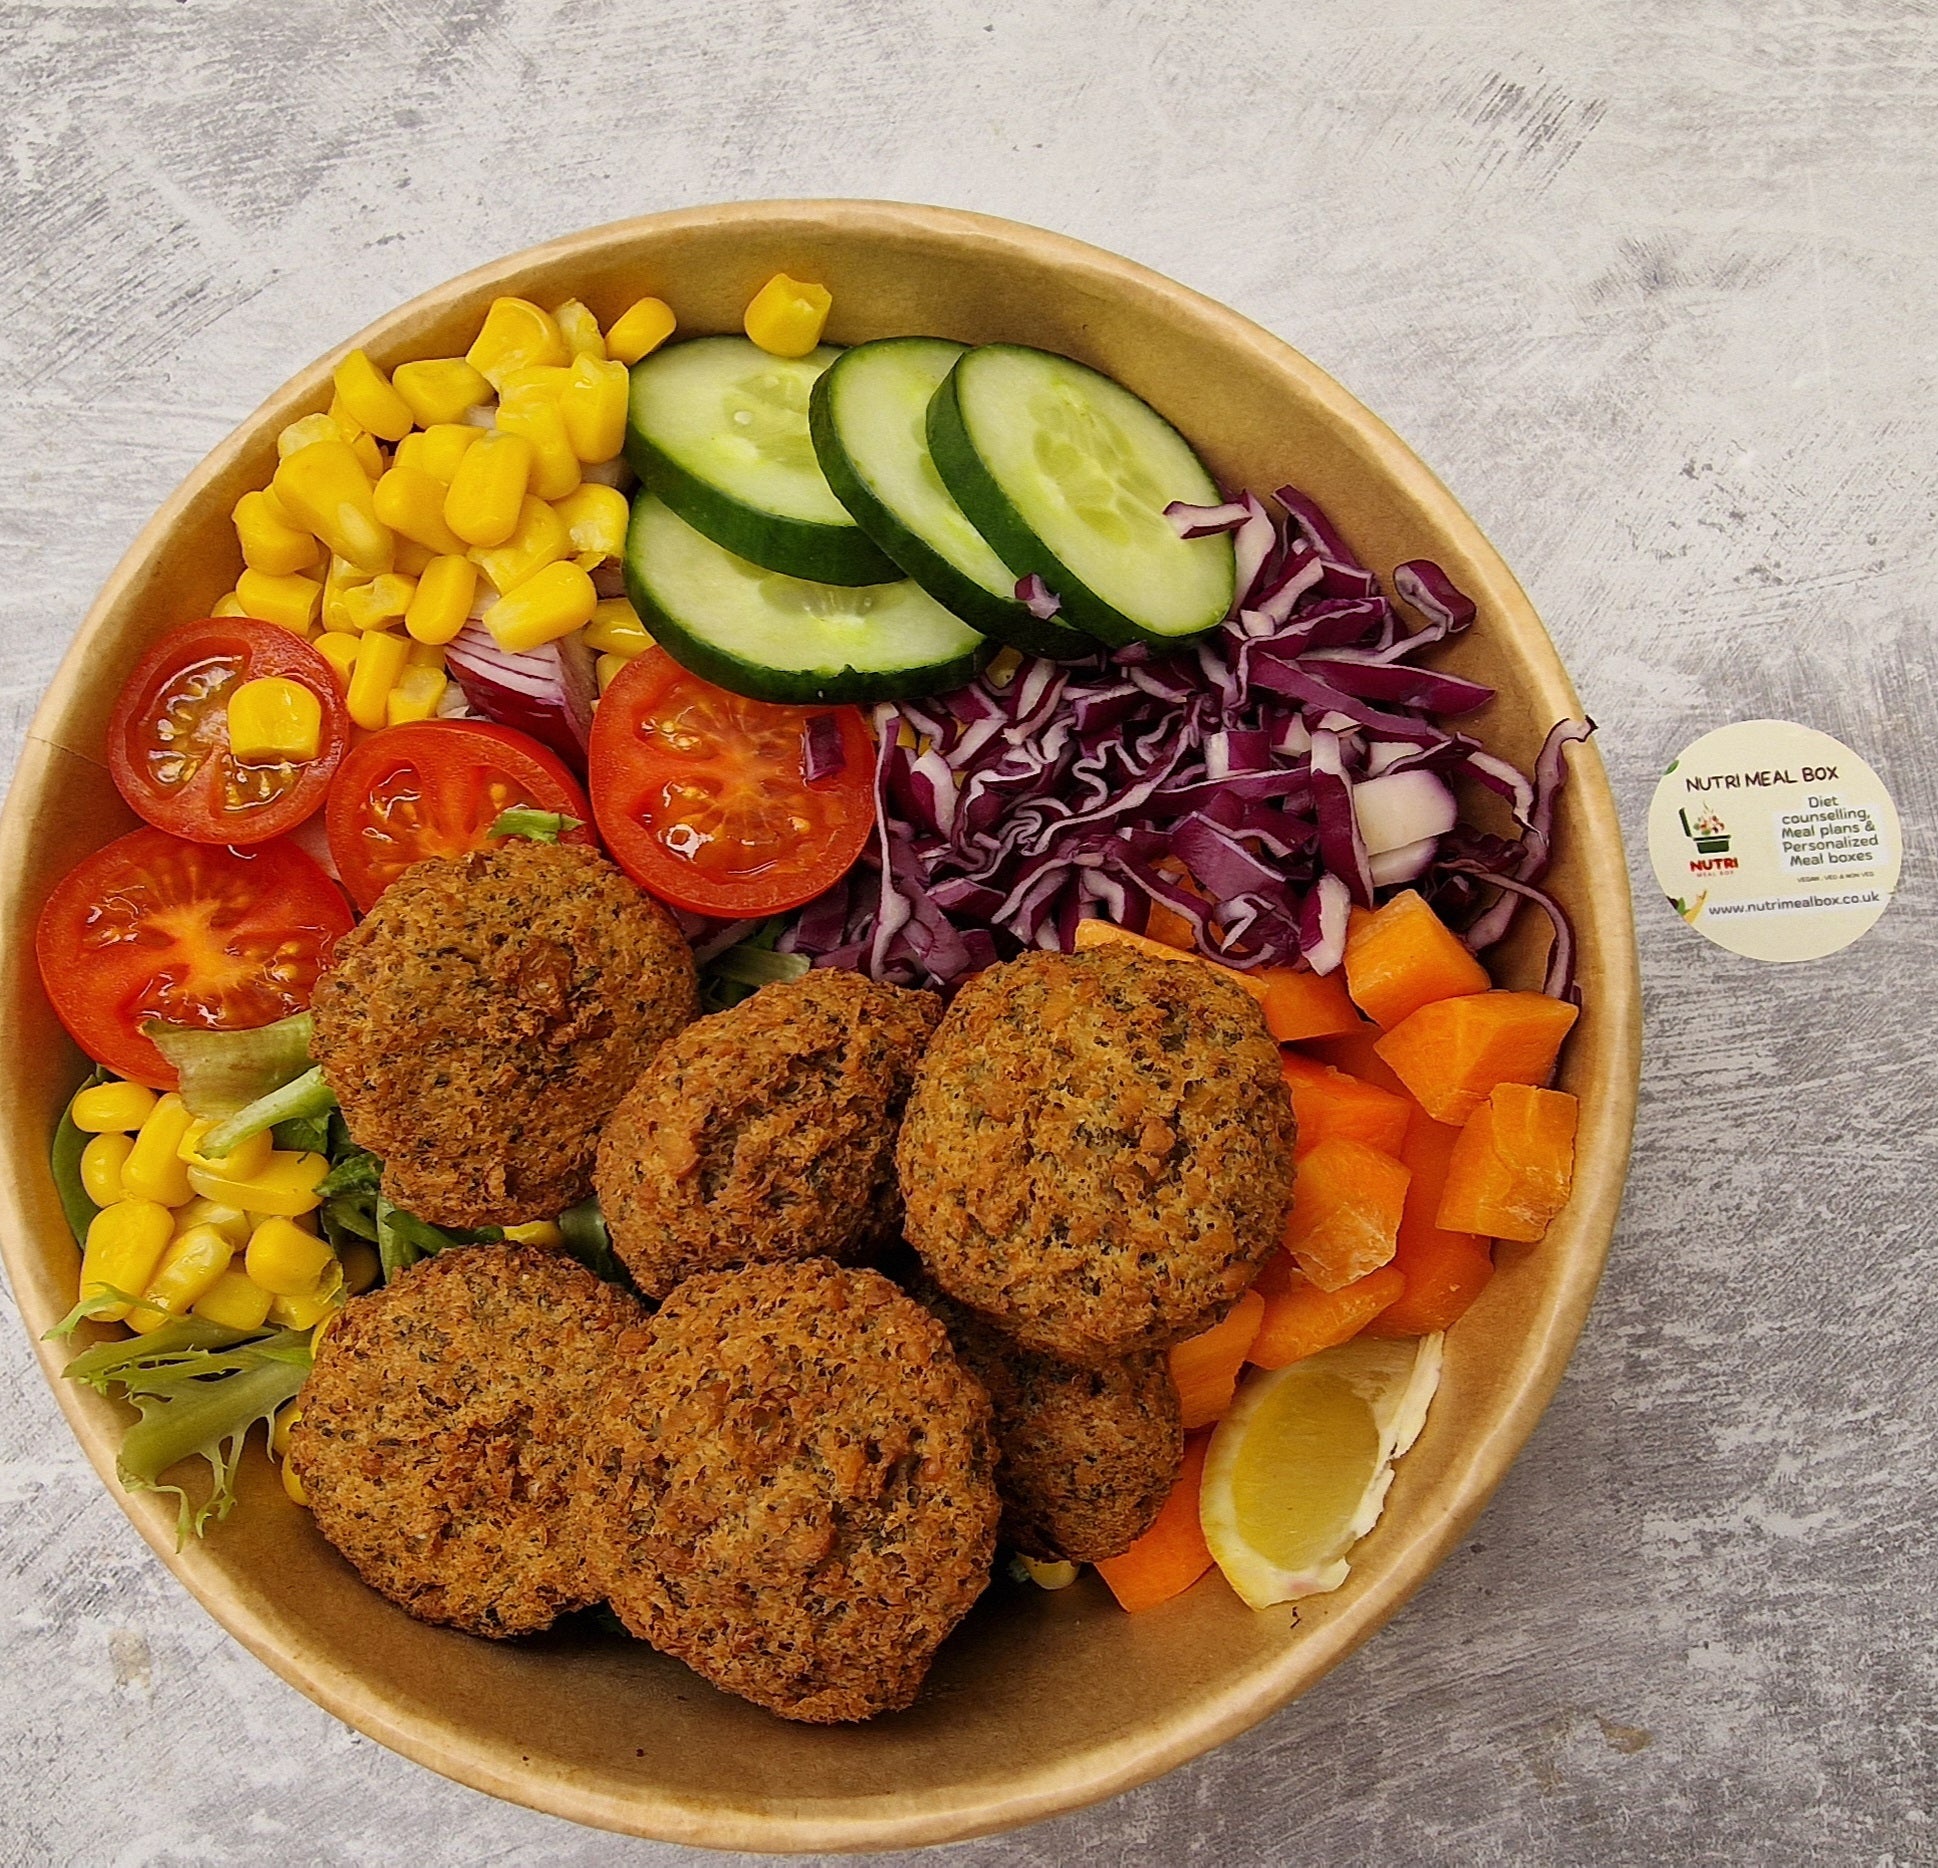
781,484,1592,1002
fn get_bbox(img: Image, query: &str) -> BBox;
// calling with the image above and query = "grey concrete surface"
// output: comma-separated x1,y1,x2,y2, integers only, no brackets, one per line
2,1,1933,1863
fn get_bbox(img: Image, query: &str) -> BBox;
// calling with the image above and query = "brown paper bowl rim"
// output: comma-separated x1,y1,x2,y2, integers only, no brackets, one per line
0,200,1641,1852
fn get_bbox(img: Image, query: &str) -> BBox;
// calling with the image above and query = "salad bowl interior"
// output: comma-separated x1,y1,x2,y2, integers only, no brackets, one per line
0,201,1640,1851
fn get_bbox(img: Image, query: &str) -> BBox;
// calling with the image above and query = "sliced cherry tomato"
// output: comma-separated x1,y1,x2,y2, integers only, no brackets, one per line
326,719,595,912
106,618,350,845
588,648,875,917
36,827,354,1089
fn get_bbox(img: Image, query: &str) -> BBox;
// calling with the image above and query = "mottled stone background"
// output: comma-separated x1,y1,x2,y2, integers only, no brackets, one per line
2,1,1931,1862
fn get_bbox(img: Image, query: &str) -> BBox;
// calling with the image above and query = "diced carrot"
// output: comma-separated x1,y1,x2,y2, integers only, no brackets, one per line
1168,1290,1265,1430
1363,1106,1495,1337
1258,964,1365,1043
1144,854,1206,948
1248,1263,1405,1368
1437,1082,1579,1242
1095,1432,1214,1613
1374,990,1579,1126
1301,1024,1411,1097
1343,889,1493,1029
1072,919,1270,1003
1283,1136,1411,1290
1280,1051,1411,1159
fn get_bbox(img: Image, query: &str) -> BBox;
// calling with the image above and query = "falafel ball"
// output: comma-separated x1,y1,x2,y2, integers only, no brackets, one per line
897,944,1293,1365
919,1283,1184,1563
289,1242,649,1638
596,969,941,1299
311,839,697,1228
583,1259,1000,1723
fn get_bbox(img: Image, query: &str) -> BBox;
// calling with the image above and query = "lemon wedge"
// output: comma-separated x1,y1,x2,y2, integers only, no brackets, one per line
1200,1332,1443,1609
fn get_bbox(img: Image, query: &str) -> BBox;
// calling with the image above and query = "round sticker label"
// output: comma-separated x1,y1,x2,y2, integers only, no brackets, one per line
1648,721,1901,962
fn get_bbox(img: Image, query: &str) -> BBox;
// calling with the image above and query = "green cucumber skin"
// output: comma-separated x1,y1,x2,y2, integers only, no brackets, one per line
925,354,1228,651
620,507,991,708
807,348,1096,662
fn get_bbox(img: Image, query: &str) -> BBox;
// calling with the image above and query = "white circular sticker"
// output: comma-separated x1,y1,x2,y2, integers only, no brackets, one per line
1648,721,1901,962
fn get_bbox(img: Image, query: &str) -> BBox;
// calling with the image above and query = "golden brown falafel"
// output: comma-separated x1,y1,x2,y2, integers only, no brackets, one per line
918,1283,1183,1563
311,839,697,1227
595,969,940,1299
897,945,1294,1365
582,1259,1000,1723
288,1242,649,1638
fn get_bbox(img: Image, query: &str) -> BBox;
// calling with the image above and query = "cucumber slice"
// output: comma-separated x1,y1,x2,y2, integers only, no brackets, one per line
809,337,1095,660
622,494,991,706
927,345,1236,648
625,336,898,586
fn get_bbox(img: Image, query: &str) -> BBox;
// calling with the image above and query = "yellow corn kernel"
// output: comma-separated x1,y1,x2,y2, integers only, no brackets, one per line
127,1223,236,1334
595,651,629,693
187,1149,327,1218
270,1401,301,1458
584,597,653,658
176,1117,273,1182
500,363,575,399
79,1131,134,1206
282,1455,310,1506
470,495,570,595
553,299,607,361
606,295,676,365
551,482,629,565
171,1197,252,1248
344,628,410,732
559,355,629,464
348,429,386,480
385,663,447,727
466,296,567,390
253,1207,317,1236
407,636,446,669
320,555,375,635
494,388,580,501
393,356,493,428
331,348,415,442
396,422,484,484
211,591,248,617
235,567,323,635
268,1270,342,1332
244,1215,336,1294
443,431,532,547
502,1219,564,1247
483,559,598,653
71,1080,159,1133
277,412,343,459
225,676,323,764
314,629,360,686
272,439,394,572
311,1308,342,1358
190,1267,273,1332
373,463,471,556
233,490,321,577
340,573,418,633
121,1093,195,1206
404,554,477,646
744,273,831,358
79,1200,175,1322
393,536,436,578
340,1240,381,1296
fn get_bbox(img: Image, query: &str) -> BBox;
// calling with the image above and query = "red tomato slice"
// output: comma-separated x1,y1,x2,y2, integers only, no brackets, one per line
588,649,875,917
36,828,354,1089
107,618,350,844
326,719,595,912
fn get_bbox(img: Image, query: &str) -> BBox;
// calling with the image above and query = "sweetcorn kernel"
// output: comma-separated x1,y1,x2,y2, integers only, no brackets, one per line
743,273,831,358
191,1267,274,1332
466,297,567,389
606,296,676,365
392,357,493,427
79,1131,134,1205
553,299,607,361
70,1080,159,1133
332,349,416,442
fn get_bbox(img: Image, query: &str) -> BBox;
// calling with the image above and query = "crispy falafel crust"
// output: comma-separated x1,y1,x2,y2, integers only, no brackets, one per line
898,945,1294,1365
583,1260,1000,1724
596,970,941,1299
311,840,697,1227
919,1283,1184,1563
289,1243,650,1638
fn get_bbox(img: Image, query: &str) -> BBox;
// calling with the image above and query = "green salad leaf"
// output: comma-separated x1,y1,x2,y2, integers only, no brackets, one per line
50,1068,110,1249
200,1065,336,1160
489,806,584,844
699,918,808,1013
140,1013,316,1118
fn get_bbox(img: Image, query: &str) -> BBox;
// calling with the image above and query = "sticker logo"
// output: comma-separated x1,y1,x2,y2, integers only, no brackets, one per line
1648,721,1901,963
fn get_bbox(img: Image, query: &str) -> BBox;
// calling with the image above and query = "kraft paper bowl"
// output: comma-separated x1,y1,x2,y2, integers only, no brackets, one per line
0,201,1641,1851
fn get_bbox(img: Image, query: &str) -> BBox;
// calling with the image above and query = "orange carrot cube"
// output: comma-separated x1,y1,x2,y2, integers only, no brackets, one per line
1257,964,1364,1042
1343,888,1492,1029
1437,1082,1579,1242
1096,1433,1214,1613
1248,1262,1405,1368
1374,990,1579,1126
1283,1137,1410,1290
1280,1051,1412,1159
1363,1107,1495,1337
1169,1289,1265,1430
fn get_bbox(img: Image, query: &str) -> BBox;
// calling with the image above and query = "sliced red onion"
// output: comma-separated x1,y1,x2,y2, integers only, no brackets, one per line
1163,498,1250,538
1351,768,1459,855
803,712,846,783
1015,574,1063,620
445,621,595,772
